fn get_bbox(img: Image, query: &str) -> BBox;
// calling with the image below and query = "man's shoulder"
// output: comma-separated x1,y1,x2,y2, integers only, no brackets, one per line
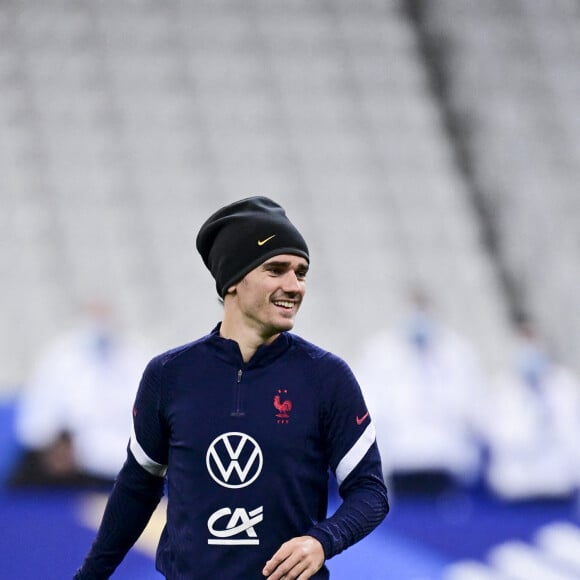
288,333,345,367
289,333,327,358
149,334,211,369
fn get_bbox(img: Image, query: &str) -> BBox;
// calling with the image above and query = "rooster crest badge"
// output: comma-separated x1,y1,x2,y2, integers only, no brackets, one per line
273,389,292,424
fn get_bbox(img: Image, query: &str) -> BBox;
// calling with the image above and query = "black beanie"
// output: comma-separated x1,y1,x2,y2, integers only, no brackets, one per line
196,196,310,297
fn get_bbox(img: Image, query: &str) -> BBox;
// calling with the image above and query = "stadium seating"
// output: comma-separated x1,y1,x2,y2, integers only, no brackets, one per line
0,0,516,389
2,2,580,579
4,0,580,387
418,0,580,367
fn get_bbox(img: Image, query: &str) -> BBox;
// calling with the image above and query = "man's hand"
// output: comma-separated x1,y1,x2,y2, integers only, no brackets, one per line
262,536,325,579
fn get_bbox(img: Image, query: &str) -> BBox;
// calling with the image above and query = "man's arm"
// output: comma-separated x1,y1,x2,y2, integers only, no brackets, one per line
73,451,165,579
263,355,389,578
75,352,170,578
261,451,388,579
306,355,390,561
306,461,389,559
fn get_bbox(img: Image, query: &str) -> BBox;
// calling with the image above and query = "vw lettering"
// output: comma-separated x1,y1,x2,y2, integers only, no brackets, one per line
206,432,263,489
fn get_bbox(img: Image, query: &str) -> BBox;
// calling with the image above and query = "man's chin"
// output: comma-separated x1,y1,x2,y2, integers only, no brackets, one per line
273,317,296,333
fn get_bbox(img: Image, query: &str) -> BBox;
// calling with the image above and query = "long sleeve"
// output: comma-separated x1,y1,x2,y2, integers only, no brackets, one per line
306,352,389,559
74,354,169,578
306,450,389,559
73,452,165,579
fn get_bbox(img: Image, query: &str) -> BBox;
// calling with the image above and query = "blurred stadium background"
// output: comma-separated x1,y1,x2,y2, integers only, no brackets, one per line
1,0,580,578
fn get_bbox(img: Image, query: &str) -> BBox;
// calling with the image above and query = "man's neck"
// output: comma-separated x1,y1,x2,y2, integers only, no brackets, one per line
219,319,279,363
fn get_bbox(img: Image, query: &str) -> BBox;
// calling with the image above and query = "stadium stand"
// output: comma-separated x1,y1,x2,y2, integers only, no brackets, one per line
0,0,513,391
2,2,580,579
413,0,580,368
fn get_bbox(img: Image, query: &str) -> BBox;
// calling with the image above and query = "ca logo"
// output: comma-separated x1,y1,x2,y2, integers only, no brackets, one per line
206,432,263,489
207,506,264,545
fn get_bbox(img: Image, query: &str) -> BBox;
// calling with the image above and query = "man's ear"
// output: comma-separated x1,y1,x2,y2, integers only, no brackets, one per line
226,284,237,295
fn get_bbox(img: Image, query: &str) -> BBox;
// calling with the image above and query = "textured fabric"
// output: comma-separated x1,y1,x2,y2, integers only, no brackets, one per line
195,196,310,297
76,325,388,579
74,453,164,579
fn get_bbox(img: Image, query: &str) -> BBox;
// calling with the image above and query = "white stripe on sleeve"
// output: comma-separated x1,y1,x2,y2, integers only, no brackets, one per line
130,424,168,477
335,422,376,487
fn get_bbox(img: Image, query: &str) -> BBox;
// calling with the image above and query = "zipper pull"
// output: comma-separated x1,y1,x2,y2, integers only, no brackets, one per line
231,369,245,417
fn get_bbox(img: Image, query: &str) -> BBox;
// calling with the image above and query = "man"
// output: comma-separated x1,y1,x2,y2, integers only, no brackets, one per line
355,288,486,495
74,196,389,579
10,299,151,488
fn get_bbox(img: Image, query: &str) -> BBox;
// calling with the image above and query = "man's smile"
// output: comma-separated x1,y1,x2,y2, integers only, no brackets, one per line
272,300,297,310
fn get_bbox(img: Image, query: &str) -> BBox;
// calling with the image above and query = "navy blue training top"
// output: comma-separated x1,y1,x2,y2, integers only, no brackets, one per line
78,325,388,579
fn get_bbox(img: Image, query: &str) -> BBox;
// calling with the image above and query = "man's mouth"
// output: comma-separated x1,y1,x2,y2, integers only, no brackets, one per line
272,300,296,310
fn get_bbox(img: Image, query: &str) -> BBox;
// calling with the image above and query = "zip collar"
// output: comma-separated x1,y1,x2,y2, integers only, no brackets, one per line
205,323,292,369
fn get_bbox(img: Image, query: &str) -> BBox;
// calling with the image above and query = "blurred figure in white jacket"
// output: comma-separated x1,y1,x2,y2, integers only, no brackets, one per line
355,288,487,495
483,316,580,501
9,300,152,488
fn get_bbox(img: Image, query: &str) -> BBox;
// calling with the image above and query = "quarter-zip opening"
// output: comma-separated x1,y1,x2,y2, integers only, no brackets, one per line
231,368,245,417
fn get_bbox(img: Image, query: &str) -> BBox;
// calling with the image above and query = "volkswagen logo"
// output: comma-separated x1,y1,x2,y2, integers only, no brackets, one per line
206,432,263,489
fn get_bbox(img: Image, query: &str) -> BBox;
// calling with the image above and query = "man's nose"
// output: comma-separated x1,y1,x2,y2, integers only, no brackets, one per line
282,271,303,293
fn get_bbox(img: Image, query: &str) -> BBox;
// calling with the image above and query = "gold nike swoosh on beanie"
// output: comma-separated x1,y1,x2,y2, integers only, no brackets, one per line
257,234,276,246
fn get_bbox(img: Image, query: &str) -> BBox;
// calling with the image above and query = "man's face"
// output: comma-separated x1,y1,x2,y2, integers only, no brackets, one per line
231,254,309,338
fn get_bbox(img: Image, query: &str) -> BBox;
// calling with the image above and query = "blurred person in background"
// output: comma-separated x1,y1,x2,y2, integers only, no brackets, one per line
355,287,487,496
482,315,580,501
74,196,388,580
8,299,152,488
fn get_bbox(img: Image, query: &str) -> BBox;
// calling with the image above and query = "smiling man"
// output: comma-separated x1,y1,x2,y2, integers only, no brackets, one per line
74,196,389,579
